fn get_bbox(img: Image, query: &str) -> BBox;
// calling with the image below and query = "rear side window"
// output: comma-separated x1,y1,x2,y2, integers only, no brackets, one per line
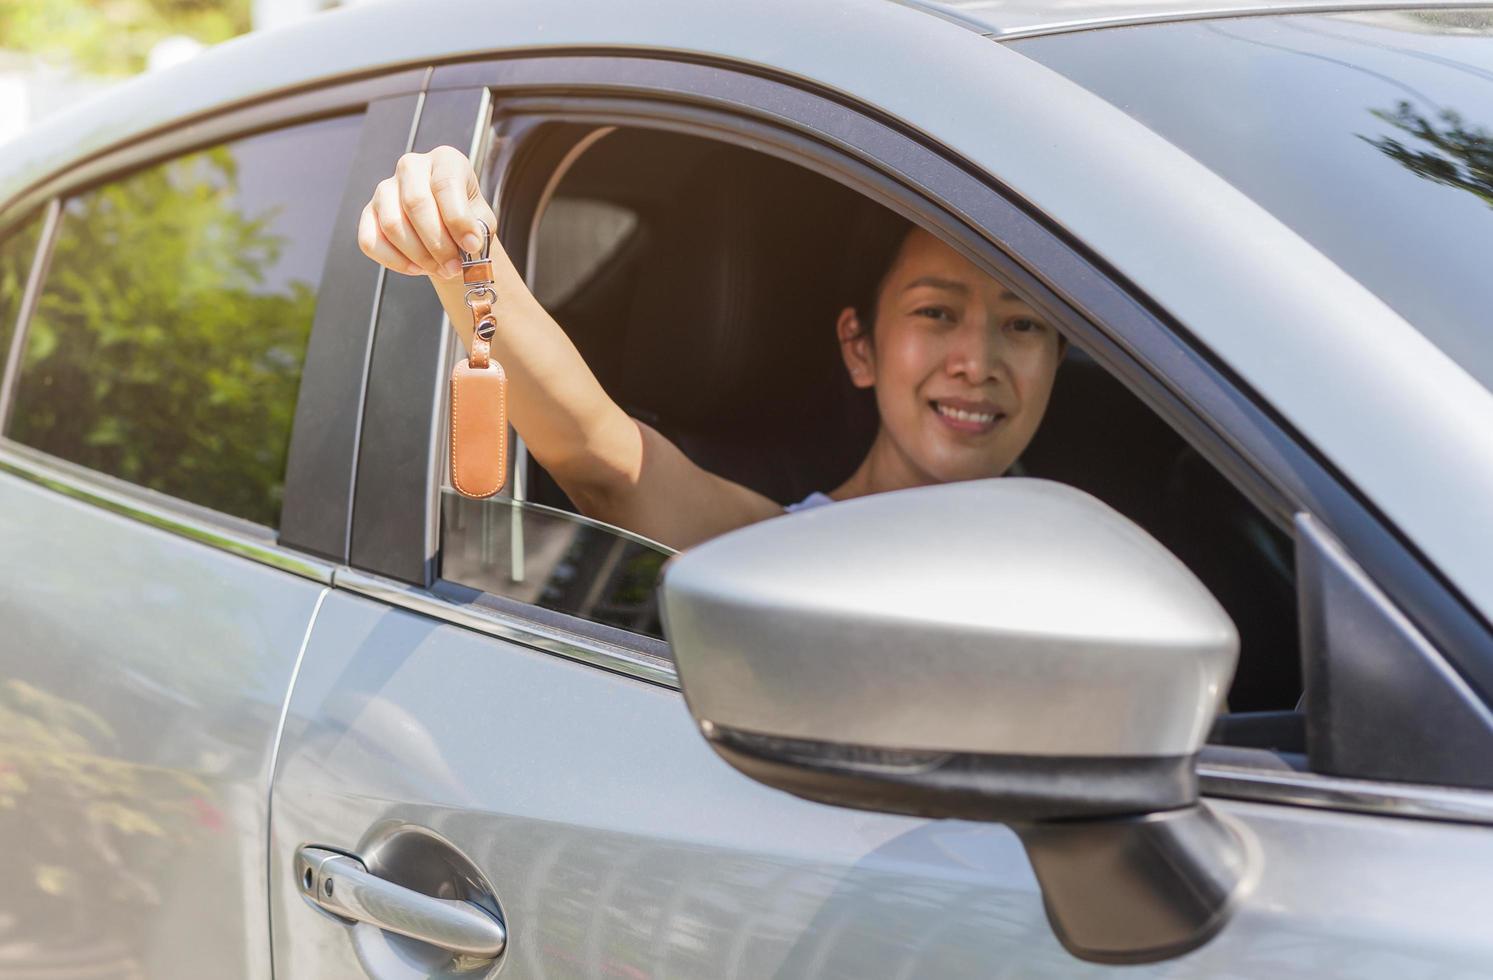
7,113,362,527
0,213,44,369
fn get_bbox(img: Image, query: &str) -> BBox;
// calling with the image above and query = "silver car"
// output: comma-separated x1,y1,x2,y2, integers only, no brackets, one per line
2,0,1492,976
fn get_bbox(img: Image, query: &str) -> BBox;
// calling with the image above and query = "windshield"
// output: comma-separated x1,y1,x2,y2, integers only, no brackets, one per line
1013,9,1493,392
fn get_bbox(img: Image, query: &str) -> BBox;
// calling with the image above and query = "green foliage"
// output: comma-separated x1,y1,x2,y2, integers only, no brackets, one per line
1364,101,1493,209
0,0,252,77
10,145,315,527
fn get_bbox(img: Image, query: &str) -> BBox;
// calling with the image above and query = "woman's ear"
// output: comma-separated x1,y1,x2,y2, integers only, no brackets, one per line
836,306,876,389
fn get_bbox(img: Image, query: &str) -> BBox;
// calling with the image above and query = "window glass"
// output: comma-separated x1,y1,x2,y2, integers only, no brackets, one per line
0,213,44,372
443,492,672,639
7,113,363,527
1012,9,1493,393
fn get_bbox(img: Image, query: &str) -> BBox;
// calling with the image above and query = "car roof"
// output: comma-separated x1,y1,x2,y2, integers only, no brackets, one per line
903,0,1490,37
2,0,1487,214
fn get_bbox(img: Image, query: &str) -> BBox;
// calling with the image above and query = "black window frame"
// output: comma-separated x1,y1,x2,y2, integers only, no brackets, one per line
0,205,51,394
344,53,1493,792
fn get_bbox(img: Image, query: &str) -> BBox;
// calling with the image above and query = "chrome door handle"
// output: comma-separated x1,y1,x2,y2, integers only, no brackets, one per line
296,846,506,958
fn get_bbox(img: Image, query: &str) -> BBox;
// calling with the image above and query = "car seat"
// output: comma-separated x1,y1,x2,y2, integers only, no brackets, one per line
530,139,878,509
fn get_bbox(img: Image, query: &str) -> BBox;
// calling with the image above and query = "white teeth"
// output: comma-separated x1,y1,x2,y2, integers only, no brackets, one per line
936,402,998,424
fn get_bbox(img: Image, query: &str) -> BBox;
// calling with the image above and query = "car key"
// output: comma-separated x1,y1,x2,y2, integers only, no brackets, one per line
449,219,509,499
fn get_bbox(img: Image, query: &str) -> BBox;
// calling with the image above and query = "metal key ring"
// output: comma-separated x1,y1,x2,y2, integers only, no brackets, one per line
459,218,491,264
464,284,497,307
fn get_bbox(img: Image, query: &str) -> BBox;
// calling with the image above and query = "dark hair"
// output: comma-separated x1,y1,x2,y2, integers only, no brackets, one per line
839,205,915,342
838,208,1068,353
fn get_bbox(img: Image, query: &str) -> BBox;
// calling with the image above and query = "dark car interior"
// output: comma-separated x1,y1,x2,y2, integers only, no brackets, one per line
493,124,1302,741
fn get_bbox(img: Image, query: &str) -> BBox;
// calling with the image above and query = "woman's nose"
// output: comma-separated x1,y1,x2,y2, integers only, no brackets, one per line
947,319,1005,381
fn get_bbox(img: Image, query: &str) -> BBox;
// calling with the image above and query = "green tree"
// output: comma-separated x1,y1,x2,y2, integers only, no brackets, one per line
0,0,251,76
1364,101,1493,209
10,144,315,527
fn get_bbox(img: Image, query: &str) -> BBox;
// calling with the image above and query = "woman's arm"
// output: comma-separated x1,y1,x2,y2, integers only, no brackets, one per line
358,145,782,549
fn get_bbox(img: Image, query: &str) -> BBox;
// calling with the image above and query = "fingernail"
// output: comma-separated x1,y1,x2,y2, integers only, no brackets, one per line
460,234,482,253
442,259,462,278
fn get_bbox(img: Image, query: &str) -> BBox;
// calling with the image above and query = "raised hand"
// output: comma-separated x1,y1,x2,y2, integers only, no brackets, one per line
358,145,504,281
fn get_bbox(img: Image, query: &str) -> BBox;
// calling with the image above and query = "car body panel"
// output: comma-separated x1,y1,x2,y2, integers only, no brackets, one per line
0,454,327,978
1,2,1491,976
269,590,1493,977
903,0,1492,37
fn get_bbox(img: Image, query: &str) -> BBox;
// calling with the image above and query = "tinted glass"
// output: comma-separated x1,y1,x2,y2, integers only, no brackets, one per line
8,113,362,526
1014,9,1493,391
442,492,672,639
0,213,44,372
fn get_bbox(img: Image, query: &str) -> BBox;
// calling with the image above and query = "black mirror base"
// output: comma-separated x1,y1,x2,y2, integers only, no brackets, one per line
1017,804,1250,964
704,722,1251,964
704,721,1197,821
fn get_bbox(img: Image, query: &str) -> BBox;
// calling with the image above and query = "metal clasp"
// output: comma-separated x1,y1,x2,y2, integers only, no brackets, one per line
462,218,498,340
460,218,493,266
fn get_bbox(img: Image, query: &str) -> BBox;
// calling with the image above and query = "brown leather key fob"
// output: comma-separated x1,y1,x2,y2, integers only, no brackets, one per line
450,221,510,499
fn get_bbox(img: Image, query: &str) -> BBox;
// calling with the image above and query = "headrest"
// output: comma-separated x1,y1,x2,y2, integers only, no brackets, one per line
620,149,862,431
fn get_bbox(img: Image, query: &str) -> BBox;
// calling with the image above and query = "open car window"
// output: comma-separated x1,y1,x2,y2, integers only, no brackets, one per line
437,122,1302,750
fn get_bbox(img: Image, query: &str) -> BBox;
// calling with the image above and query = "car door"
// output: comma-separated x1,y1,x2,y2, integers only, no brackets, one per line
0,78,424,977
265,53,1493,980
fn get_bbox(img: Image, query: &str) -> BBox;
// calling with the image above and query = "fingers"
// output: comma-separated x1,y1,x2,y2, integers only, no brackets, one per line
396,151,464,277
358,147,501,280
371,176,442,275
358,200,424,276
429,146,495,256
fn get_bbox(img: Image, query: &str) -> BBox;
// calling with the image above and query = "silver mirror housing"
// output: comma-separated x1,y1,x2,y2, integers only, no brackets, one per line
664,479,1237,818
662,479,1251,964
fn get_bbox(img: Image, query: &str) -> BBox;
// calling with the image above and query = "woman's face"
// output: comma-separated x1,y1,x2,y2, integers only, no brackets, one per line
839,228,1063,486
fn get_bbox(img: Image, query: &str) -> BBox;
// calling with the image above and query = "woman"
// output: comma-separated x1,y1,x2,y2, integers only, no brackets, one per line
358,145,1063,550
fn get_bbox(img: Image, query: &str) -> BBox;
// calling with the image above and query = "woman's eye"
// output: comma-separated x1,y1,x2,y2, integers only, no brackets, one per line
915,306,954,322
1007,316,1045,334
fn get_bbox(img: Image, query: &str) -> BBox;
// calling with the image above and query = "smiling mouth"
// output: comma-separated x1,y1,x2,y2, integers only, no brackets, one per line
930,400,1005,434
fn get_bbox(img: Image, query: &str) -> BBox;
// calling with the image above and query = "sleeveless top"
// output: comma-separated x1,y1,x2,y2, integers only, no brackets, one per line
784,491,835,513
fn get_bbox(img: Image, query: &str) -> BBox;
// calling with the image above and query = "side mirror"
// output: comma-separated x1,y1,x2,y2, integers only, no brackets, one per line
662,479,1251,964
